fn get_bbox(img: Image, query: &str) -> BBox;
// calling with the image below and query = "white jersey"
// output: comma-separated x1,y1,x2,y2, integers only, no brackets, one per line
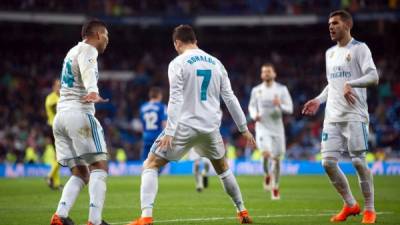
57,42,100,115
165,48,247,136
248,82,293,136
318,38,378,123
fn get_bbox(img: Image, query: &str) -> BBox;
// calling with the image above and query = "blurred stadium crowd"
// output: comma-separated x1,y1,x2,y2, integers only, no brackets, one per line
0,3,399,164
0,0,398,15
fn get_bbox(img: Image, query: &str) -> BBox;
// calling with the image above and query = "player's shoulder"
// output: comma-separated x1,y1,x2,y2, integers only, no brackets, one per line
252,83,264,91
349,38,370,53
78,42,98,57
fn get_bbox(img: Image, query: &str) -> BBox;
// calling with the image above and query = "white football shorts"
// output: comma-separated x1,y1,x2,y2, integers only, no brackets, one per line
256,129,285,158
53,111,108,167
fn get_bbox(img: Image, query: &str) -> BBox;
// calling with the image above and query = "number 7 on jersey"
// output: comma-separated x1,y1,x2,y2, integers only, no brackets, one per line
196,69,211,101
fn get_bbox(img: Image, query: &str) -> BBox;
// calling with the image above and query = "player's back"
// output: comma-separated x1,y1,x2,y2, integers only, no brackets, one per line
170,48,227,133
140,101,166,141
57,42,98,115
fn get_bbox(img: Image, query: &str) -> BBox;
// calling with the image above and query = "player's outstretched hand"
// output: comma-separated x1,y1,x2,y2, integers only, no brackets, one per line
302,99,320,116
157,135,173,151
242,130,256,148
82,92,109,103
343,83,356,105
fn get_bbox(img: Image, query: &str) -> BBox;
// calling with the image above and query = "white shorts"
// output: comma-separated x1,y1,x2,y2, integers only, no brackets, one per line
256,131,285,158
321,121,369,158
151,124,225,161
53,111,108,167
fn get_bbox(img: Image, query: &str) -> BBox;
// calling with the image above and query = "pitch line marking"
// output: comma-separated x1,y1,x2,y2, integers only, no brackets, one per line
98,211,393,225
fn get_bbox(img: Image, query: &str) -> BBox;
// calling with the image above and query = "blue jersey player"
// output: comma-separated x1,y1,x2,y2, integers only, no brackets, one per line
139,87,167,161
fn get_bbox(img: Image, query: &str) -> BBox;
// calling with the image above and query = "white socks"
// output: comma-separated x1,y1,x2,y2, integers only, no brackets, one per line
270,159,281,189
141,168,159,217
56,175,85,218
88,169,108,225
322,159,357,207
218,169,245,212
352,157,375,211
262,157,270,175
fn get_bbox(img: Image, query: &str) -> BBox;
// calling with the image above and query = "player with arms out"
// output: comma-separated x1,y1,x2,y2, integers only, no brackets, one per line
126,25,256,225
248,63,293,200
140,87,167,161
302,10,378,224
50,19,110,225
45,79,63,190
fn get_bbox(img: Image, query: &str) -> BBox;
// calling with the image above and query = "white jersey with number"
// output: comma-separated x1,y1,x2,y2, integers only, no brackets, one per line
324,38,377,123
165,48,247,136
57,42,100,115
248,82,293,136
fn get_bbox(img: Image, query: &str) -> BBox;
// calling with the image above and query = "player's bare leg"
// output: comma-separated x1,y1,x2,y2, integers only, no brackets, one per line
127,153,168,225
270,156,281,200
51,165,89,225
322,156,360,222
211,157,252,224
351,152,376,224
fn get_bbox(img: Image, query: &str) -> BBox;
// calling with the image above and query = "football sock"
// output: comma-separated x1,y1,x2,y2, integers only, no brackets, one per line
194,162,203,189
271,159,280,189
352,156,375,211
322,158,356,207
56,175,85,218
218,169,246,212
262,157,270,175
141,168,158,217
88,169,107,225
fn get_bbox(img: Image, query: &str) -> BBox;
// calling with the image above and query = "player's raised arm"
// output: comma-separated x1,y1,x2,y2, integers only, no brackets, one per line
164,61,184,138
302,85,328,116
280,86,293,114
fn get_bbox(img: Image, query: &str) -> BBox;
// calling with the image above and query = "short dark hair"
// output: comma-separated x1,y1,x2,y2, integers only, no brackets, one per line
329,10,353,28
262,63,275,71
172,25,197,44
81,19,107,39
149,87,163,99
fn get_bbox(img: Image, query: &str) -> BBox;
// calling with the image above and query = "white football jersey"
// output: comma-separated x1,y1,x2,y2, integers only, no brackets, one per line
248,82,293,136
57,42,99,115
323,38,377,123
165,48,247,136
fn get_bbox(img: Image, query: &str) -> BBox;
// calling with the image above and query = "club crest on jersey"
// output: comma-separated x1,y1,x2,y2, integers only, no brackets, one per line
346,54,351,62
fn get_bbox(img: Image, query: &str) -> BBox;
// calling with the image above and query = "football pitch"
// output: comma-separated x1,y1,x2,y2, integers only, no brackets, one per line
0,175,399,225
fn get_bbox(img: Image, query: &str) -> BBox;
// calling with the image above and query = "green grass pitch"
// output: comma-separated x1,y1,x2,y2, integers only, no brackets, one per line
0,175,399,225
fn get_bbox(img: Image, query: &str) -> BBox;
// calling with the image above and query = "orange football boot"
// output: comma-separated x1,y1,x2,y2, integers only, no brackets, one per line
330,203,361,222
126,217,153,225
361,210,376,224
237,210,253,224
50,214,75,225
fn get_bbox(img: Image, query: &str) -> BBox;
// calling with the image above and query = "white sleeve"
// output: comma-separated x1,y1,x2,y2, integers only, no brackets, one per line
347,44,379,87
248,88,258,120
164,60,184,137
220,64,248,132
315,85,328,103
78,47,99,93
280,86,293,114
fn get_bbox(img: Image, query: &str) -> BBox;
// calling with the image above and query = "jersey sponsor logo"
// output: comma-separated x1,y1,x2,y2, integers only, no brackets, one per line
329,66,351,79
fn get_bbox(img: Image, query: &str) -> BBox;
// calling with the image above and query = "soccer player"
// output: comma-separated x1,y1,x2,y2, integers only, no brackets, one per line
126,25,256,225
187,149,211,192
302,10,378,224
45,78,62,190
248,63,293,200
139,87,167,161
50,19,110,225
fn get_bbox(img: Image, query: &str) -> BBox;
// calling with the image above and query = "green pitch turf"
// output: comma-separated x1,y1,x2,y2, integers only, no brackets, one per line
0,175,399,225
